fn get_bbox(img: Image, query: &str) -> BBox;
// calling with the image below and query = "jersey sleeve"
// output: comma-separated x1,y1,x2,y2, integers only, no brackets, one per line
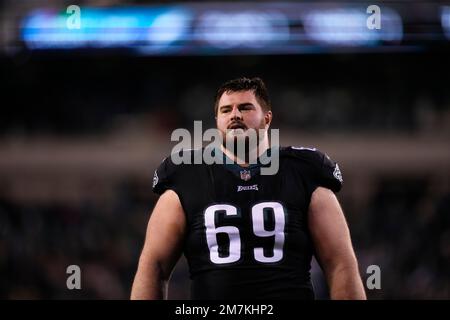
152,156,178,195
288,147,343,194
317,151,343,193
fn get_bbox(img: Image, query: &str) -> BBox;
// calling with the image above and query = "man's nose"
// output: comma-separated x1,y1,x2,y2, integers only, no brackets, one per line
230,106,243,119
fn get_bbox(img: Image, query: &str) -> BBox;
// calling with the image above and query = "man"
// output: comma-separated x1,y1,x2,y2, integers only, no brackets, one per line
131,77,366,300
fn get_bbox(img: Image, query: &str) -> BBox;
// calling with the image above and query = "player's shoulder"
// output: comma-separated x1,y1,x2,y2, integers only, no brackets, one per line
152,148,203,193
280,146,343,187
156,148,204,173
159,148,205,167
280,146,329,164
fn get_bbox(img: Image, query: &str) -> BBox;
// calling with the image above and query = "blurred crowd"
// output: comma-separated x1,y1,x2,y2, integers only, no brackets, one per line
0,180,153,299
350,178,450,299
3,54,450,137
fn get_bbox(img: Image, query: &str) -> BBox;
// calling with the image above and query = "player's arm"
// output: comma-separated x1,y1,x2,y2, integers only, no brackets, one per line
131,189,186,300
308,187,366,300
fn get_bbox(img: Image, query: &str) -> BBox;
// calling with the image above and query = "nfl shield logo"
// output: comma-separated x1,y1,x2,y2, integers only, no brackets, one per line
240,170,251,181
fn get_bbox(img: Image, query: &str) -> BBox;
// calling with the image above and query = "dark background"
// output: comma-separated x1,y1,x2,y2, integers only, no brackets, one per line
0,0,449,299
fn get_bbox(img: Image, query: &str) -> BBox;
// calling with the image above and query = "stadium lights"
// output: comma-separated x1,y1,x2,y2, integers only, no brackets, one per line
21,7,192,49
19,2,408,54
441,6,450,40
194,11,290,49
303,8,403,46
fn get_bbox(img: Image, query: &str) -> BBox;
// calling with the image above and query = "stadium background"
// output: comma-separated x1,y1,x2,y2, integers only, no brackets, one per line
0,0,449,299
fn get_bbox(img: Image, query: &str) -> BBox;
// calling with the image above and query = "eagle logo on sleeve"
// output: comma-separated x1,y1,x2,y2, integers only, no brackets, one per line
152,170,159,189
333,164,343,183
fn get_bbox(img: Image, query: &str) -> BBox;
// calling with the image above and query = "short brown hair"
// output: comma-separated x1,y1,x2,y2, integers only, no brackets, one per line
214,77,271,115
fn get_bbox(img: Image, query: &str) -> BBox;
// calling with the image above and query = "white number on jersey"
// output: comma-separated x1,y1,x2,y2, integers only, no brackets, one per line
204,202,285,264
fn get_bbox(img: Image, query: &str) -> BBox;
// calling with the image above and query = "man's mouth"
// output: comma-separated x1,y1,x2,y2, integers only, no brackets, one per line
228,122,247,130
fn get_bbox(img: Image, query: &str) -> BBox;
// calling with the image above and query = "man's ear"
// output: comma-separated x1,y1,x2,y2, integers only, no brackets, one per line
265,111,273,127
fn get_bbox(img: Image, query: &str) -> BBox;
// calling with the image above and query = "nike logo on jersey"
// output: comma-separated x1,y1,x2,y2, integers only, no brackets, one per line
237,184,259,192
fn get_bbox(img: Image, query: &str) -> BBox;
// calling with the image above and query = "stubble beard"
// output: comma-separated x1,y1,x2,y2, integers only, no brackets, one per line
221,119,266,163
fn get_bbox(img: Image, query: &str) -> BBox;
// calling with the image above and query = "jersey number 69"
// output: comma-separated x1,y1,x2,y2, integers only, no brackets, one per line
204,202,285,264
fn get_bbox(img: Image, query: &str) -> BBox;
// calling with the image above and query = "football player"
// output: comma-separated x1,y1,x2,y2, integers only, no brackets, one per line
131,77,366,300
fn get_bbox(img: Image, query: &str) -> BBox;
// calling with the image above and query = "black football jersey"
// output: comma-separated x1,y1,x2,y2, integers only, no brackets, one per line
152,146,343,300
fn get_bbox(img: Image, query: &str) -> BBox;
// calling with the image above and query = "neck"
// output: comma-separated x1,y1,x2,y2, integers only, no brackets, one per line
220,133,270,167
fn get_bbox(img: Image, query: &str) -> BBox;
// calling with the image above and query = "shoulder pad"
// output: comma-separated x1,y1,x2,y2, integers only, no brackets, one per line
282,146,343,192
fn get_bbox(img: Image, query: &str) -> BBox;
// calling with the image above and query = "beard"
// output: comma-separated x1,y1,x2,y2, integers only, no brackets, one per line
221,118,266,161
